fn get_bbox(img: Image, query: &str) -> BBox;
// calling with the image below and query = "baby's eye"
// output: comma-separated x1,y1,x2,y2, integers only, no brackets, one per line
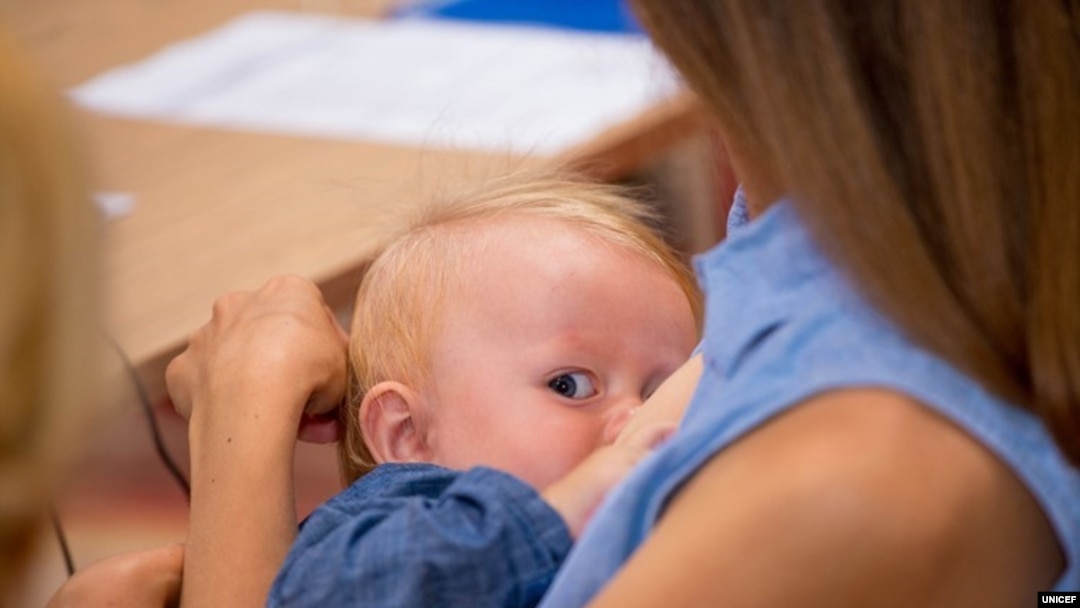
548,372,598,400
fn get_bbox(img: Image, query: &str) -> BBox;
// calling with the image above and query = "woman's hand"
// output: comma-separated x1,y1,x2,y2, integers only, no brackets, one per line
165,276,349,607
166,275,349,443
46,544,184,608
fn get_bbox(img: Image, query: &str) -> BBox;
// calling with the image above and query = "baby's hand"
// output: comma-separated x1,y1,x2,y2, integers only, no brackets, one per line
540,356,699,537
541,422,674,538
540,355,703,537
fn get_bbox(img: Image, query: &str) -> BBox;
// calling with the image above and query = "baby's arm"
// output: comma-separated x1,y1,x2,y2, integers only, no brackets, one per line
269,465,572,608
541,422,674,538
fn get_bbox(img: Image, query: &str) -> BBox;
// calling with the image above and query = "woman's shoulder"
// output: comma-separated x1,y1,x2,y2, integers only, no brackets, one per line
595,388,1063,608
678,388,997,562
703,388,1061,604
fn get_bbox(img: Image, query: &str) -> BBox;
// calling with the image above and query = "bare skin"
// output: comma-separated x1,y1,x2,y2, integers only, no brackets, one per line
542,356,703,537
166,276,350,608
543,357,703,538
46,544,184,608
584,388,1063,607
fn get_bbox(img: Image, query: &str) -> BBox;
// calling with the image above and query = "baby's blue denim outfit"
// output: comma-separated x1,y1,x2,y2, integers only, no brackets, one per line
539,192,1080,606
268,463,571,607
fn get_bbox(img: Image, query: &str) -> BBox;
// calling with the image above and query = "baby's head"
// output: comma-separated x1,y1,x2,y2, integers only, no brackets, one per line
339,171,702,488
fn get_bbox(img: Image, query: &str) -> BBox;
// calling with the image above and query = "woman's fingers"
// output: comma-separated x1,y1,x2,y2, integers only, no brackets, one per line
165,275,349,433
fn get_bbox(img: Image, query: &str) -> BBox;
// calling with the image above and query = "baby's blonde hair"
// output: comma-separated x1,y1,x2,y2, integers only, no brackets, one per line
338,170,702,483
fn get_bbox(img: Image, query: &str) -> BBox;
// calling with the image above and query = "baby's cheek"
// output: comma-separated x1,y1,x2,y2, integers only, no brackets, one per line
539,429,604,484
488,416,606,489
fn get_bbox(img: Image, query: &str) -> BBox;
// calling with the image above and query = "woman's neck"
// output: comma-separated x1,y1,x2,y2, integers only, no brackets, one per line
722,134,783,219
721,130,781,219
740,179,783,219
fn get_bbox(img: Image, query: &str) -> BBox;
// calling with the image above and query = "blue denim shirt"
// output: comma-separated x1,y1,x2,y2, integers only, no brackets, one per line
268,463,571,607
538,192,1080,606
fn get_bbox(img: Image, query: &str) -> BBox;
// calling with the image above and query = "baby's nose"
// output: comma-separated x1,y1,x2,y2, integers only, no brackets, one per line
602,401,641,444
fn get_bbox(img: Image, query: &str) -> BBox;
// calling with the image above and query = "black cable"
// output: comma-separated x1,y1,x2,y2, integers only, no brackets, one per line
51,508,75,576
105,334,190,499
49,336,191,580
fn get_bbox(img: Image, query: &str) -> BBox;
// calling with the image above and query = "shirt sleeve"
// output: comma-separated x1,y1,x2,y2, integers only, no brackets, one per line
267,464,573,608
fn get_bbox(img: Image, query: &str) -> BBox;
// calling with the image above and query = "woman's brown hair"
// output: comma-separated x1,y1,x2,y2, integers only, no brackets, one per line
631,0,1080,464
0,25,99,598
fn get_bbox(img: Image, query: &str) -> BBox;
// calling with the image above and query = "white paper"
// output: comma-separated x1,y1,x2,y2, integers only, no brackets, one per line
71,11,680,155
93,191,135,220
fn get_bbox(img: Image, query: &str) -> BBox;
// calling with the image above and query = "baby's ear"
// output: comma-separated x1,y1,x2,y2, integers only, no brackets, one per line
359,381,432,465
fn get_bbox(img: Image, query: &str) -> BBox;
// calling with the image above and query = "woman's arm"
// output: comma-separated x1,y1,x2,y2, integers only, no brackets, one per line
165,276,349,608
582,389,1063,608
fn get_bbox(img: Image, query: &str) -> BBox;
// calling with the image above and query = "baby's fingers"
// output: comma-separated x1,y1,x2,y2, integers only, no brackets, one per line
615,420,677,452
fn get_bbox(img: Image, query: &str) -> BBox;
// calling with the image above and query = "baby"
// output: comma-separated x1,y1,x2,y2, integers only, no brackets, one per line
269,171,702,608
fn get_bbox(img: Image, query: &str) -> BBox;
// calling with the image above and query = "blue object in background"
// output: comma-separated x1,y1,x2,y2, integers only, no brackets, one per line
393,0,644,35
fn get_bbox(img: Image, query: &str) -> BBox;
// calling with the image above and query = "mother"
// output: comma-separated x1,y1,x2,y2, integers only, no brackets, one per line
56,0,1080,606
